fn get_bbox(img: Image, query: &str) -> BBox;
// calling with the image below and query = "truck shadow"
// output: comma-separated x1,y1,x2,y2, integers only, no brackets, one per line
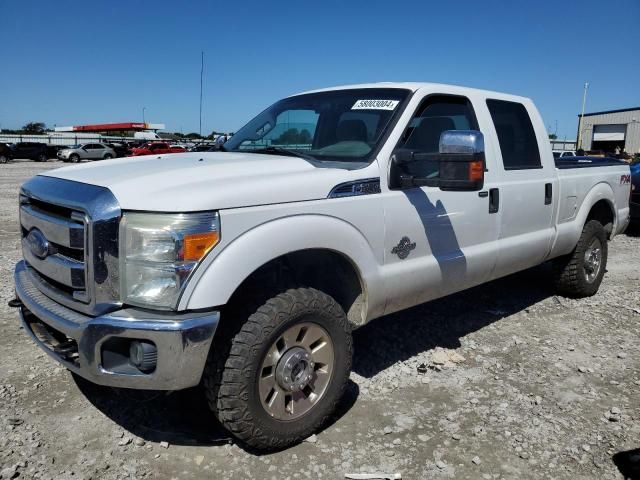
73,374,359,452
353,263,555,378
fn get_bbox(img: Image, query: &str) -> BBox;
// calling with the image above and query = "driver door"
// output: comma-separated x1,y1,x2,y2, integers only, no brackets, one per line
382,93,501,314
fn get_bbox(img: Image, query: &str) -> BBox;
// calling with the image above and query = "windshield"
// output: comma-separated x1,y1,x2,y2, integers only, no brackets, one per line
224,88,410,164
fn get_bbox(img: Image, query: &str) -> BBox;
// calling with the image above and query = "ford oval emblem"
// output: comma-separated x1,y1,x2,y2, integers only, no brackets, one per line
26,228,50,259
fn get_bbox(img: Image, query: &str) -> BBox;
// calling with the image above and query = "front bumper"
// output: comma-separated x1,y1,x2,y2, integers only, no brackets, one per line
14,261,219,390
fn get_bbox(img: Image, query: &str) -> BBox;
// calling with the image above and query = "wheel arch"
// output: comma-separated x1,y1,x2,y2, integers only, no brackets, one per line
550,182,617,258
180,214,385,325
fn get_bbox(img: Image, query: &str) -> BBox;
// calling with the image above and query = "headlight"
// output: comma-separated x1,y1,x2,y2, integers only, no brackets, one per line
119,211,220,309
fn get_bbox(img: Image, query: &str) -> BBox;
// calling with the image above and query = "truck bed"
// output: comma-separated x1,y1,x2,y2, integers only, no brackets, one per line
555,156,627,169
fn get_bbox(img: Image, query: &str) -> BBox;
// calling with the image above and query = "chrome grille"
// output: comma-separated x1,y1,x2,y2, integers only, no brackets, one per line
19,176,122,316
20,197,88,302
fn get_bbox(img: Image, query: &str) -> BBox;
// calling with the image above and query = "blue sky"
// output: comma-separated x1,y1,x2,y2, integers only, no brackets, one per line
1,0,638,139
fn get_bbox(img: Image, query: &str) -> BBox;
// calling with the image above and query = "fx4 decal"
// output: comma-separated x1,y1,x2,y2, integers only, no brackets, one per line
620,174,631,185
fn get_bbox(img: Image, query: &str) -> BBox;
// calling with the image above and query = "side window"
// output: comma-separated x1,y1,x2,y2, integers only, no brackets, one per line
394,95,478,180
486,99,541,170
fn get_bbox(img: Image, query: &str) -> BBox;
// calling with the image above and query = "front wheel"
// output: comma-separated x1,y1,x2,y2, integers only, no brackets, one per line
553,219,608,297
36,153,47,162
69,154,80,163
204,288,352,450
0,155,8,164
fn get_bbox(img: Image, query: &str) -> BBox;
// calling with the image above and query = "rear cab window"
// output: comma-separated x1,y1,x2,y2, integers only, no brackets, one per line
486,99,541,170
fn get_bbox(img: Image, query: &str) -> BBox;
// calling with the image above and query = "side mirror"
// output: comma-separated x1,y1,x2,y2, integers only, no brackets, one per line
392,130,485,191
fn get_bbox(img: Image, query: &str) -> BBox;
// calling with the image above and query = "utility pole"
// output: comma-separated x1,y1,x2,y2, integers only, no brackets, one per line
577,82,589,149
142,107,146,125
199,51,204,137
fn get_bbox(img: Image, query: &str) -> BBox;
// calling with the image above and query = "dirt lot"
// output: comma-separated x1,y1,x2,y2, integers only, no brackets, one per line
1,160,639,480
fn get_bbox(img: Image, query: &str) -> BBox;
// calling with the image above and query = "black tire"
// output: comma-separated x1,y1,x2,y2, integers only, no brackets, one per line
0,155,8,164
203,287,352,450
69,154,80,163
103,153,113,160
553,219,608,298
36,153,47,162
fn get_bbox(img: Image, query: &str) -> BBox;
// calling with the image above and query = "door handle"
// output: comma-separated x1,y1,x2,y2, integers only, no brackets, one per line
489,188,499,214
545,183,552,205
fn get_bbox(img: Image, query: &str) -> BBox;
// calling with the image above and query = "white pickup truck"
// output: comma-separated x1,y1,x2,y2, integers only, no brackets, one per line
12,83,631,449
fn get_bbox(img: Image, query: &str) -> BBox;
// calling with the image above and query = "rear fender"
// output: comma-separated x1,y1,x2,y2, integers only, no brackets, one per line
550,182,616,258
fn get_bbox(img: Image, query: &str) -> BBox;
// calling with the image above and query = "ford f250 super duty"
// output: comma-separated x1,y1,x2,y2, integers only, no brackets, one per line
11,83,631,450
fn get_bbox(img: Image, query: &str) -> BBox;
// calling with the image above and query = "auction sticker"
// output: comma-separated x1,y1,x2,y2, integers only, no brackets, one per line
352,99,399,110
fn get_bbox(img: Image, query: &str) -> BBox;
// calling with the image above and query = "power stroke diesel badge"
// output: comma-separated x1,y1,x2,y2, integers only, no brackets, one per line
391,236,416,260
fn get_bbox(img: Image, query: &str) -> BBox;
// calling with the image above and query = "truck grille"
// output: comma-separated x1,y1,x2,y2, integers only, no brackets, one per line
19,176,122,316
20,197,89,303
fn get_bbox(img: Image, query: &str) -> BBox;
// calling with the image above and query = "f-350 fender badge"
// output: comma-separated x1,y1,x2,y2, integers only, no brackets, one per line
392,236,416,259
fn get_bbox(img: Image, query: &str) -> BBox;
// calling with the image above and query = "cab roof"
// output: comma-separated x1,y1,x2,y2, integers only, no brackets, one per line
294,82,532,104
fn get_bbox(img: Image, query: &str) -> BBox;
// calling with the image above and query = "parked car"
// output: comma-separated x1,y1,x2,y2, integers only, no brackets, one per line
190,144,216,152
128,142,186,156
552,150,576,159
46,145,70,158
57,143,116,163
630,161,640,221
0,142,13,163
10,142,49,162
11,82,631,450
104,142,129,158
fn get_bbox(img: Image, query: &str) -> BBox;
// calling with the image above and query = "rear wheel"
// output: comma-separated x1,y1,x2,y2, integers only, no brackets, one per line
69,154,80,163
0,155,8,164
103,153,113,160
36,153,47,162
553,219,608,297
203,288,352,450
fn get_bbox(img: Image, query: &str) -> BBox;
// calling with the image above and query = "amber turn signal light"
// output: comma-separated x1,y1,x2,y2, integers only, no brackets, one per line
469,160,484,181
183,231,220,261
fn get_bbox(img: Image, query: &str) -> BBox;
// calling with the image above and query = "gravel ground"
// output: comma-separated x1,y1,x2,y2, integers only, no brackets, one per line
1,160,639,480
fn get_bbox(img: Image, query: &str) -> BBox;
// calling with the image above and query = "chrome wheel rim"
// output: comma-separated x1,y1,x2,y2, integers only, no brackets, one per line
258,322,334,421
584,237,602,283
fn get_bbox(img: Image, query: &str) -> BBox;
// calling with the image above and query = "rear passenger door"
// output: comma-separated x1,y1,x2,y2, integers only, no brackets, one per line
485,99,556,278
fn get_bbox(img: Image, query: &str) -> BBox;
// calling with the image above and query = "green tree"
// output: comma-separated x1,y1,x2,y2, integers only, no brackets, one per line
548,133,558,140
22,122,46,134
185,132,201,139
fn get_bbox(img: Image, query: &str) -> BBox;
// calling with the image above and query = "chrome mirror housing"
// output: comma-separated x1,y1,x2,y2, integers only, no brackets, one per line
439,130,484,155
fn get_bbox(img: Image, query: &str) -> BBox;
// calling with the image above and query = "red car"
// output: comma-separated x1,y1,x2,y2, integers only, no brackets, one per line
129,142,186,156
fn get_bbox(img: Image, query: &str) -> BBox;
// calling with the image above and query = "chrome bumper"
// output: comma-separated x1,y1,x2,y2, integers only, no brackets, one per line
14,261,219,390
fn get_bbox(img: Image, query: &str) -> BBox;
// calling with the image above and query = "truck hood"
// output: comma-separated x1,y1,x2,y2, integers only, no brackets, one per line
40,152,369,211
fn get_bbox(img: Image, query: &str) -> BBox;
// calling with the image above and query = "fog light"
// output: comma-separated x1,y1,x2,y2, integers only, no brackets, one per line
129,340,157,373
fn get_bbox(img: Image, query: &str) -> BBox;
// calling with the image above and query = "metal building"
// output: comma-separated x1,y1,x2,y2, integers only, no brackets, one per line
577,107,640,154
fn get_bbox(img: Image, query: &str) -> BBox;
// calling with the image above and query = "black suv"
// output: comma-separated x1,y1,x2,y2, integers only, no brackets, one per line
10,142,49,162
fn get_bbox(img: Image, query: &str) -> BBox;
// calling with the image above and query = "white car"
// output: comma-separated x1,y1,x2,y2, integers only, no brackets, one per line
553,150,577,159
57,143,116,163
13,82,631,449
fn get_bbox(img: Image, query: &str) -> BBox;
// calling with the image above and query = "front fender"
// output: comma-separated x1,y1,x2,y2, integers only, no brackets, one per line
178,214,385,320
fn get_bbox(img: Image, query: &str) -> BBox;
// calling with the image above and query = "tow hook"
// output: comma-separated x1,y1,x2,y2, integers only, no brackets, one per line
7,298,22,308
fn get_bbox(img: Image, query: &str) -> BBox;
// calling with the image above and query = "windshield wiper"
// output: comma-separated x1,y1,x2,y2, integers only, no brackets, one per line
247,146,315,161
